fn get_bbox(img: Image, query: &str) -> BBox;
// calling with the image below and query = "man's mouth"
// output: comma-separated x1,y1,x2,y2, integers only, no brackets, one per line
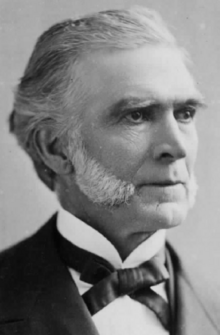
135,181,186,202
146,181,184,187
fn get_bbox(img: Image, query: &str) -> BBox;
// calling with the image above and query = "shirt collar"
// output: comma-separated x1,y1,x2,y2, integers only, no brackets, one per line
57,207,166,270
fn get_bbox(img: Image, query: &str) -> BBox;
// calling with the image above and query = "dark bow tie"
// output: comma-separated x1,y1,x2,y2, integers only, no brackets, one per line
56,229,170,330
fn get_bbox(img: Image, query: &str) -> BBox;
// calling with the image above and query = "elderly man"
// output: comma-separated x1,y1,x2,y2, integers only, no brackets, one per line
0,6,219,335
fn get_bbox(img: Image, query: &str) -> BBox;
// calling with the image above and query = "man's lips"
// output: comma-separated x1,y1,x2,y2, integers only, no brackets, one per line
136,181,186,201
141,181,185,187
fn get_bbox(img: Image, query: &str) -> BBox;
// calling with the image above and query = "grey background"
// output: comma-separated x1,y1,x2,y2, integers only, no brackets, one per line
1,0,220,282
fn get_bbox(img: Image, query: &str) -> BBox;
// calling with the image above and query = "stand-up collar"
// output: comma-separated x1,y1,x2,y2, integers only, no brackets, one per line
57,207,166,269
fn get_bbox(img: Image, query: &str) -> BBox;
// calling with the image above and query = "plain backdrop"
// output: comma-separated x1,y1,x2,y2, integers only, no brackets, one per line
1,0,220,283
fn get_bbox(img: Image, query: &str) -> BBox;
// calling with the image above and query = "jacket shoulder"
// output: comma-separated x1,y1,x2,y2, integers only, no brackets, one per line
0,213,55,283
0,233,36,269
0,214,58,322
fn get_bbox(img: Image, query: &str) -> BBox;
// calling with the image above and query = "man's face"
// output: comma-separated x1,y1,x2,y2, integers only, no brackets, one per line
70,45,202,234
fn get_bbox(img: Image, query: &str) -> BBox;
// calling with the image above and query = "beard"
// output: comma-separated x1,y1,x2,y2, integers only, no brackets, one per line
70,137,135,207
69,136,198,209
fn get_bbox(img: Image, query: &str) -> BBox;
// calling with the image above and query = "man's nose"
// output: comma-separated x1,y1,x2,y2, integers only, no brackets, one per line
152,114,187,162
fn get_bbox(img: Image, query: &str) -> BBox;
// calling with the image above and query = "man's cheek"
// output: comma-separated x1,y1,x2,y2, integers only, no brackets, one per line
187,148,198,174
98,139,146,179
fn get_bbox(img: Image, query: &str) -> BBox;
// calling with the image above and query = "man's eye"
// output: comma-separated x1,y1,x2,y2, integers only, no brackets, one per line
125,108,154,124
126,111,144,123
174,106,196,123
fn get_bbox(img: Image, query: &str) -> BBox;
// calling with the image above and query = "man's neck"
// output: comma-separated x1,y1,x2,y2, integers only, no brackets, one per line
58,196,157,260
57,206,166,266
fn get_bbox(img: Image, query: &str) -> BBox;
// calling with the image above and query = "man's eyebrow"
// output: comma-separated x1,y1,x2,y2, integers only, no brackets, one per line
173,98,207,109
108,95,207,117
108,97,157,116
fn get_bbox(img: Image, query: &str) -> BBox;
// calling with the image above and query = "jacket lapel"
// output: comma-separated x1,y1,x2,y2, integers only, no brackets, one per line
30,239,100,335
167,243,220,335
175,272,220,335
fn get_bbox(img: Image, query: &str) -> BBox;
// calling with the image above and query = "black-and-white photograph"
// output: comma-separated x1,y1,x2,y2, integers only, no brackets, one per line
1,1,220,334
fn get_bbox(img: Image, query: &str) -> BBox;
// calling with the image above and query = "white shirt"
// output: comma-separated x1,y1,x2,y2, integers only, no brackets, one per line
57,207,169,335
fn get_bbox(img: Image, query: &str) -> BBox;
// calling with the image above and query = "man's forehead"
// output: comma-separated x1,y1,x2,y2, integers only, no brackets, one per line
82,45,187,76
78,45,204,114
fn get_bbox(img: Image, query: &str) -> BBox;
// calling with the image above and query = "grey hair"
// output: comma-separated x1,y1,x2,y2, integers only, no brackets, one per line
10,6,179,190
69,134,135,207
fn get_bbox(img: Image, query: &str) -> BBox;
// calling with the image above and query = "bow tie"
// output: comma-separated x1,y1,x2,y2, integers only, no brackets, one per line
56,229,170,330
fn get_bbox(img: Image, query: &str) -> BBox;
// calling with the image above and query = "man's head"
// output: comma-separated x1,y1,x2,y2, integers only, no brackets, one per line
10,7,204,258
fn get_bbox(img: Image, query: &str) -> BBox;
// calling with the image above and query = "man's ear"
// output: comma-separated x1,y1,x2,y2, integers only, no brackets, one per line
32,126,73,175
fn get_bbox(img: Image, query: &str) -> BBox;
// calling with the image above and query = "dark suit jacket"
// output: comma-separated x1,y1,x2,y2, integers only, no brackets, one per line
0,214,220,335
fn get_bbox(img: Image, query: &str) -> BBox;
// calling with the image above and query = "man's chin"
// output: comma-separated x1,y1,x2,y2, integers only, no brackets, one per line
135,201,189,231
